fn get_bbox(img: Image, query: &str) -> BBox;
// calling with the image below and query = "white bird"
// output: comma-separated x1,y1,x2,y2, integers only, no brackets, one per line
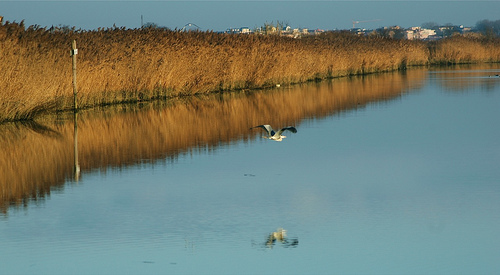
251,124,297,141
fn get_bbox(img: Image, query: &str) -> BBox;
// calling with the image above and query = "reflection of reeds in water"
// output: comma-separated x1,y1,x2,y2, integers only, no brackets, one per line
429,64,500,92
0,122,73,214
0,70,427,214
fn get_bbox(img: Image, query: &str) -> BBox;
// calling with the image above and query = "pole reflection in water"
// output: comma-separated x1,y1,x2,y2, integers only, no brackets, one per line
73,112,80,182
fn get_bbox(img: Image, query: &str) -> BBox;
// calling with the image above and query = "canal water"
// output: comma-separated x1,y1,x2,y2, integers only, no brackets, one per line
1,65,499,274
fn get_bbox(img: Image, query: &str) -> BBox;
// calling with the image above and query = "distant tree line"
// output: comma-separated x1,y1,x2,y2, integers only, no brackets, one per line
420,20,500,37
367,19,500,40
475,19,500,37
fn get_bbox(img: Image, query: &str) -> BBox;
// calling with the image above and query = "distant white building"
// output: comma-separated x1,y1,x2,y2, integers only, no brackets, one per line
406,27,436,40
240,27,251,34
226,27,252,34
460,25,472,33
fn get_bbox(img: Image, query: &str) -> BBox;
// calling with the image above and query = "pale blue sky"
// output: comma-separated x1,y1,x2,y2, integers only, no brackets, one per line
1,1,499,31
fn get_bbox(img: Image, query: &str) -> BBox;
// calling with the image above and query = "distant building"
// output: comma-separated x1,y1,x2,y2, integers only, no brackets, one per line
460,25,472,33
226,27,252,34
351,28,366,35
240,27,251,34
406,27,436,40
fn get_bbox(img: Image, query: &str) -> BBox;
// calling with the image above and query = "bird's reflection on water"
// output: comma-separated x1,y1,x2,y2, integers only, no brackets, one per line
258,228,299,249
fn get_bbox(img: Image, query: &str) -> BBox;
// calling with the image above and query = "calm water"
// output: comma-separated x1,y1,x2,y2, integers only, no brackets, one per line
1,65,500,274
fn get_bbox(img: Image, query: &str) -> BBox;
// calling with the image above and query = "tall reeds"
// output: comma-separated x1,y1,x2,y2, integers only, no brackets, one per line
1,21,499,122
429,34,500,64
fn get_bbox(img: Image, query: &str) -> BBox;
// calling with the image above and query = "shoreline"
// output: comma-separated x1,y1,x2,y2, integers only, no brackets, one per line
1,22,500,123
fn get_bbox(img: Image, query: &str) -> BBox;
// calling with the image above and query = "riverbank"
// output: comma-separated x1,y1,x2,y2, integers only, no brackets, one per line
1,21,500,122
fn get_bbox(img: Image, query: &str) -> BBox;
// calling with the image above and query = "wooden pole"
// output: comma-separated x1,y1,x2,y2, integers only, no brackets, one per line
71,40,78,111
71,40,80,181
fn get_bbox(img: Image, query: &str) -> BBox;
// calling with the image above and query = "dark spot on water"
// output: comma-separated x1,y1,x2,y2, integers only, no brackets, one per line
143,261,155,264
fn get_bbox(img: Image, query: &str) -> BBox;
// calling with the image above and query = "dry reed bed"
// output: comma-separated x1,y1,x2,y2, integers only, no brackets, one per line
428,35,500,64
0,69,427,214
0,21,447,122
2,22,499,122
2,22,499,123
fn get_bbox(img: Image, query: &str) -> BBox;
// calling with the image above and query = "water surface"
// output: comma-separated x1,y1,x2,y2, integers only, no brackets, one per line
1,65,499,274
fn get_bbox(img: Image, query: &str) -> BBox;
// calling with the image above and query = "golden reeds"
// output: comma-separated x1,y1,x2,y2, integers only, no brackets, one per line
0,23,425,122
1,21,499,122
429,34,500,64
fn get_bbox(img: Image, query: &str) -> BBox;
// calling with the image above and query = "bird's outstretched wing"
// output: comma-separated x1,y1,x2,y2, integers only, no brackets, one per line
251,125,275,136
277,126,297,135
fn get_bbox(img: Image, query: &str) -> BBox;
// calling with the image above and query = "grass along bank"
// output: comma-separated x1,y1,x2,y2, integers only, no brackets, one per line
1,21,499,122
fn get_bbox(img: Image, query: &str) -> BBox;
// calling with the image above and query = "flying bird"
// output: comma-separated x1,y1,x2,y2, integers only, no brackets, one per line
250,124,297,141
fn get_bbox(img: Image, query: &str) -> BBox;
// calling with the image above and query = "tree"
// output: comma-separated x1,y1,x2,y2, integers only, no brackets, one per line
475,19,500,37
256,20,287,35
442,23,460,37
375,26,405,39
